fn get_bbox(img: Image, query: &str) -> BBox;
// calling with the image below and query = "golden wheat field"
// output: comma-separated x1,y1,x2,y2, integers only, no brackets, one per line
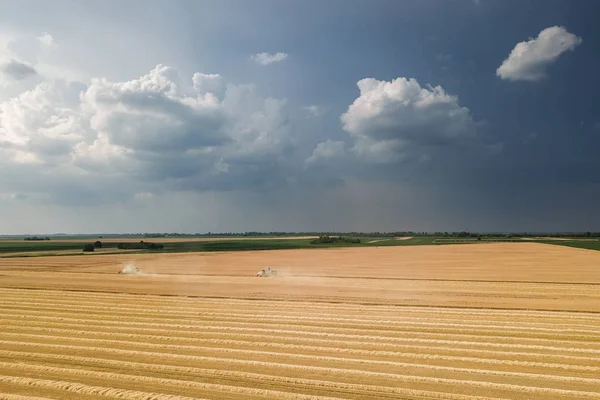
1,243,600,399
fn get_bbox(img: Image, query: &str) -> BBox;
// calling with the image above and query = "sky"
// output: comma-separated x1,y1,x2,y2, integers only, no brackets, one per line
0,0,599,234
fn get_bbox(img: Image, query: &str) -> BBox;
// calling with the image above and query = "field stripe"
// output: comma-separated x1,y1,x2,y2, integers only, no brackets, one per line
3,315,599,357
3,347,600,388
5,302,600,335
4,316,597,344
2,361,600,399
3,308,599,347
5,324,598,367
2,338,599,378
3,298,600,332
0,363,353,400
0,351,520,400
8,331,600,370
0,296,600,332
5,328,600,367
0,375,207,400
3,288,600,321
0,312,600,348
0,395,54,400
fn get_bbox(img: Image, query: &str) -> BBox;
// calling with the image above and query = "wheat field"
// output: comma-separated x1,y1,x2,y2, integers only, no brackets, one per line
1,243,599,399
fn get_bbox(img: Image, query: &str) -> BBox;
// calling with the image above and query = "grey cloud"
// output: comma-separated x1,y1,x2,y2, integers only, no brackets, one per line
305,140,347,164
1,59,37,80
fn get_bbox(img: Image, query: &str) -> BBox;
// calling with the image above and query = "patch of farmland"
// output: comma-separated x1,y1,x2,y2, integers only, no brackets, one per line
0,243,599,399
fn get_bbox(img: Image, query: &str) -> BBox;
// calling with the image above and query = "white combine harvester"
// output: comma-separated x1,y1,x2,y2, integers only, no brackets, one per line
118,265,142,275
256,267,278,277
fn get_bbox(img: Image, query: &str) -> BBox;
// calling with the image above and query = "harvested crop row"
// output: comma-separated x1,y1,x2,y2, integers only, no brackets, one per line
5,324,599,367
4,288,600,323
2,307,599,348
1,355,599,400
4,299,600,334
5,316,600,353
3,297,598,331
4,330,600,372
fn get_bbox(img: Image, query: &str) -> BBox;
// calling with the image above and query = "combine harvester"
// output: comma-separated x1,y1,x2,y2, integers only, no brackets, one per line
118,265,142,275
256,267,278,277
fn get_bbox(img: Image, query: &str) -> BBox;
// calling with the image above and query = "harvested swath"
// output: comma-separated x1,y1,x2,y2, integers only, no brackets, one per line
4,338,600,384
3,348,600,389
2,359,600,400
0,375,207,400
0,363,348,400
0,353,575,400
5,331,600,372
4,323,599,370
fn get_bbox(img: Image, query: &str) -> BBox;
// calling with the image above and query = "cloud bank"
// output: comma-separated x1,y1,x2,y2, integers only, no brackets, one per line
0,64,293,203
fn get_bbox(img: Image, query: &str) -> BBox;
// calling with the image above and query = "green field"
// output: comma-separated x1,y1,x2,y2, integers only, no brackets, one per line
0,236,437,256
0,241,113,254
538,239,600,251
2,236,600,257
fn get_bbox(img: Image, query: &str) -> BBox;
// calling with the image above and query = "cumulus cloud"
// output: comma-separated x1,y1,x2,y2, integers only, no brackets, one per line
0,64,294,203
36,33,55,47
340,77,476,163
0,79,86,166
497,26,582,81
193,73,226,99
305,140,346,164
1,59,37,81
251,52,288,65
304,105,323,117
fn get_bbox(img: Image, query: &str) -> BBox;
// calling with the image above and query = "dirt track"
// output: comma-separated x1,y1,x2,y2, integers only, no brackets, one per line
1,243,599,399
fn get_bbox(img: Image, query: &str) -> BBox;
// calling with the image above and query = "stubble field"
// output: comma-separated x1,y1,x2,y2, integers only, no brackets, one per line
1,243,599,399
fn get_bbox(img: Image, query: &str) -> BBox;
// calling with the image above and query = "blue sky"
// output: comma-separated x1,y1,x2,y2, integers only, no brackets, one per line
0,0,598,233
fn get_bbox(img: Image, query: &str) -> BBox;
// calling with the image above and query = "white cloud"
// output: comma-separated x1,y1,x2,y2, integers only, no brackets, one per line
192,73,226,99
305,140,346,164
251,52,288,66
134,192,154,200
0,64,294,202
304,105,323,117
37,33,55,47
340,77,476,163
0,79,87,165
497,26,582,81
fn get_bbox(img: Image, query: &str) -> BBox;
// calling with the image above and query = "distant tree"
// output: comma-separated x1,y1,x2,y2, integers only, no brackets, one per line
310,236,361,245
117,241,164,250
82,243,95,252
94,240,102,249
477,235,482,241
